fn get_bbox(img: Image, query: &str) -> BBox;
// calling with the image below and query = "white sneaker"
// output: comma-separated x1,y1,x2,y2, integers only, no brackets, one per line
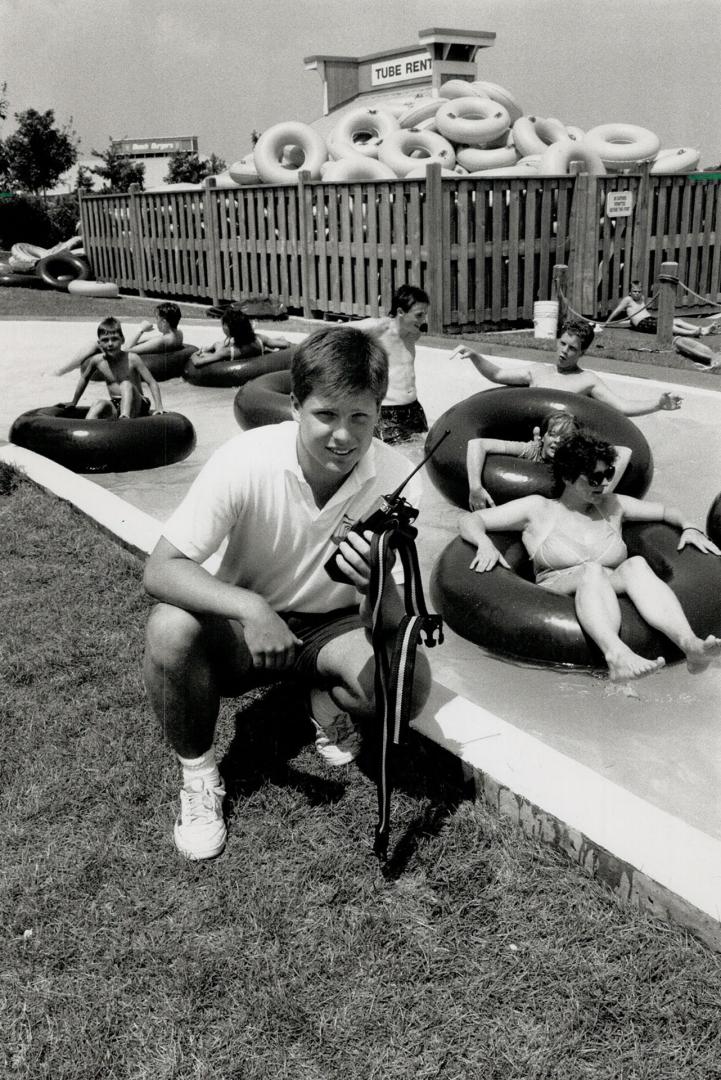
174,776,227,860
310,688,362,767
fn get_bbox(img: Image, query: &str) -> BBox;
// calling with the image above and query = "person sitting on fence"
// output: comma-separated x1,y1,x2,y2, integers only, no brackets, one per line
68,317,165,419
190,306,291,368
55,302,184,377
604,282,716,337
459,431,721,683
142,325,431,860
452,319,683,416
465,411,632,510
349,284,430,445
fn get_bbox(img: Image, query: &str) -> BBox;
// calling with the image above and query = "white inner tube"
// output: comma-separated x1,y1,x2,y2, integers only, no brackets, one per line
456,145,518,172
398,98,444,129
329,107,400,160
404,165,458,179
538,137,607,176
253,121,328,182
68,280,120,298
438,79,484,100
435,97,511,148
533,117,568,144
511,116,552,157
469,165,540,178
228,161,262,185
322,156,397,182
469,80,522,124
378,129,456,178
584,123,661,165
650,147,701,174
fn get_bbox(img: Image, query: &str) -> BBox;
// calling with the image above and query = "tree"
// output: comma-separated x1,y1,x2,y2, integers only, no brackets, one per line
90,141,145,192
3,108,78,195
164,150,227,184
75,164,95,194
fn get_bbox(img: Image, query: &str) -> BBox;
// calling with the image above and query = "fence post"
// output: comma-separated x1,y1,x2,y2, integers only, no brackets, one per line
656,260,678,348
203,176,221,306
297,170,313,319
425,161,444,334
568,170,598,318
128,183,147,296
630,162,651,286
552,263,568,335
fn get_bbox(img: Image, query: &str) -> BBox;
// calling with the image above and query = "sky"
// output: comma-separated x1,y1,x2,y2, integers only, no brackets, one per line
1,0,720,169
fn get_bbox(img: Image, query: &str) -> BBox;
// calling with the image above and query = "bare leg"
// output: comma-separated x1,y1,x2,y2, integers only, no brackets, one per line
616,556,721,674
316,627,431,720
86,400,116,420
672,319,708,336
143,604,257,756
119,381,144,418
573,562,665,681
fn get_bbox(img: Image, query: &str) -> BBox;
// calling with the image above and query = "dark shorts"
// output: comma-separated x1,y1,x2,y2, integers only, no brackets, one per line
375,400,428,444
632,316,657,334
282,606,364,681
110,395,151,417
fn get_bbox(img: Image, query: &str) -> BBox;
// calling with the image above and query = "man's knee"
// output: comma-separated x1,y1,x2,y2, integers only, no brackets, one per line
144,603,204,670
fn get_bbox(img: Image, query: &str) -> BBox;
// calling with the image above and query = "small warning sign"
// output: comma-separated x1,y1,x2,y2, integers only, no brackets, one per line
606,191,634,218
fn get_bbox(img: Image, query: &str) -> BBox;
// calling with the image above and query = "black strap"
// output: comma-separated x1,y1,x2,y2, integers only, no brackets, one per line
367,522,443,860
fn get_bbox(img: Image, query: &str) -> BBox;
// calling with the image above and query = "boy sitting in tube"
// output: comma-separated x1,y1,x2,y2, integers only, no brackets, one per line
452,320,683,416
55,302,184,376
68,317,165,419
466,411,631,510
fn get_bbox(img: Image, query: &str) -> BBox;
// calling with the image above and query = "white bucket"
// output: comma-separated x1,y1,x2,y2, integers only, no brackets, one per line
533,300,559,340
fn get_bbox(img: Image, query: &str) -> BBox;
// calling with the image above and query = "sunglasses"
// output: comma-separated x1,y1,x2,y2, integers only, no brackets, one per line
585,466,615,485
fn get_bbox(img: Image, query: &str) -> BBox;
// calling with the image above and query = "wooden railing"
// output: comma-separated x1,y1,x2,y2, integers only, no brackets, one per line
79,166,721,333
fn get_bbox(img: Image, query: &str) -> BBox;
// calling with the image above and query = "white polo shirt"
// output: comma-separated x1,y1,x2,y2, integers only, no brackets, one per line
162,421,422,613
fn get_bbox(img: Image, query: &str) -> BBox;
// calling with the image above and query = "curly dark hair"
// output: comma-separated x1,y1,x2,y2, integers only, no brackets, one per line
551,432,617,486
221,307,256,348
562,318,595,352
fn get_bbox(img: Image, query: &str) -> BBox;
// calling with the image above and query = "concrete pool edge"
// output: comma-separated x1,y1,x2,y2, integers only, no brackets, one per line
2,440,720,951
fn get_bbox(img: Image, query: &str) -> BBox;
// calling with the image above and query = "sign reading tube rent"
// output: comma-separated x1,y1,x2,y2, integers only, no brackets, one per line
605,191,634,218
371,52,432,87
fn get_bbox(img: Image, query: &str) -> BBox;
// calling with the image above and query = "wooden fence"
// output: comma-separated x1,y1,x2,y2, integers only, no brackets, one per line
79,166,721,333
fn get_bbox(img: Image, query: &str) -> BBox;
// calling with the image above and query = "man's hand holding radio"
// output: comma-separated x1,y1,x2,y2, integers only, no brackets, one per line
334,529,377,593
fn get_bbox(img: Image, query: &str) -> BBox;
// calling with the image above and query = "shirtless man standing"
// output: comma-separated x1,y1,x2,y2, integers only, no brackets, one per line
451,320,683,417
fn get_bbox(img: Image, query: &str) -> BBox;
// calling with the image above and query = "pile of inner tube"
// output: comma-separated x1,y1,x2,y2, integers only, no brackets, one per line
431,522,721,670
221,80,702,183
425,386,653,508
184,346,295,388
10,405,196,474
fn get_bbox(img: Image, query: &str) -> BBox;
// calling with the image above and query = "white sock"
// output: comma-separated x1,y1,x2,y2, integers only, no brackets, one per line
177,748,221,788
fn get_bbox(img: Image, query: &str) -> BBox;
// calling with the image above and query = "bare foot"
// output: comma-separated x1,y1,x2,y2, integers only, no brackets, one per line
605,644,665,682
685,635,721,675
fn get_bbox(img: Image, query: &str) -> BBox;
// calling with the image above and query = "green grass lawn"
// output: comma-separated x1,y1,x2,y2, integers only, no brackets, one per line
2,463,721,1079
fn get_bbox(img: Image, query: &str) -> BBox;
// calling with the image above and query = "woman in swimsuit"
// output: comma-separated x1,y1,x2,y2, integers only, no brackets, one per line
459,432,721,682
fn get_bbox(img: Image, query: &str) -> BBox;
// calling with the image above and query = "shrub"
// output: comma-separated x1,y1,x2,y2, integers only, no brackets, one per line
0,192,80,248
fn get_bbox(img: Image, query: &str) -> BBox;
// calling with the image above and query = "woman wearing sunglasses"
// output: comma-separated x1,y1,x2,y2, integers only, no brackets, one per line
459,431,721,683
